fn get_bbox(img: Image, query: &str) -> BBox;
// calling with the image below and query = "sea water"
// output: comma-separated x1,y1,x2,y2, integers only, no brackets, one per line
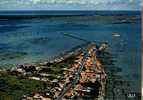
0,11,141,91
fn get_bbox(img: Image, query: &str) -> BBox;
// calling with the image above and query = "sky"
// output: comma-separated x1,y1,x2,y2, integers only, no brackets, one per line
0,0,141,10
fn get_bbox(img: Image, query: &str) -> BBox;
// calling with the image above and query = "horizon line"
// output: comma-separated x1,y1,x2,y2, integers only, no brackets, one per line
0,9,141,11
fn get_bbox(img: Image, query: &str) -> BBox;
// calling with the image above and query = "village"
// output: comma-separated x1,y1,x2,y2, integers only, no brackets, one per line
1,41,140,100
8,43,107,100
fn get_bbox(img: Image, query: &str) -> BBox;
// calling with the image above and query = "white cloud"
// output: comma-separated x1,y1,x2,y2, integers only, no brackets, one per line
32,0,41,4
0,0,141,10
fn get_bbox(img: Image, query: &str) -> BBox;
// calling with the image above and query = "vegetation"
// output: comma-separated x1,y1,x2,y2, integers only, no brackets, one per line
0,49,80,100
0,72,46,100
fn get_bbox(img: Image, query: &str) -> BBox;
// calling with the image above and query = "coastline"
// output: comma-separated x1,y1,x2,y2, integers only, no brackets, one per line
0,41,141,99
0,42,108,99
0,11,141,100
0,42,90,70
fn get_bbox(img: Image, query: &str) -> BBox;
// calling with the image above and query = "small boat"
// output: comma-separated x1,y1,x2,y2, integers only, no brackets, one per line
112,33,120,37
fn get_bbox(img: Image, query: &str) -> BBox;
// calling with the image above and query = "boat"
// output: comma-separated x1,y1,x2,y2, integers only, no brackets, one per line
112,33,120,37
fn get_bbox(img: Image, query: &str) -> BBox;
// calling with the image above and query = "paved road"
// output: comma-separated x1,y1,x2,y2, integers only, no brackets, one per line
57,49,89,100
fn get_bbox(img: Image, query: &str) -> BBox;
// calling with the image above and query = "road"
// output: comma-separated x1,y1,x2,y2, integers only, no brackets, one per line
57,49,90,100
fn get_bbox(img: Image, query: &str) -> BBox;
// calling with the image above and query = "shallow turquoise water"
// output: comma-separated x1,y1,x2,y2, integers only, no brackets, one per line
0,11,141,91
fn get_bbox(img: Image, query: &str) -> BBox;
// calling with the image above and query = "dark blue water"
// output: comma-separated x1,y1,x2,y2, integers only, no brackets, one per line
0,10,140,16
0,11,141,91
